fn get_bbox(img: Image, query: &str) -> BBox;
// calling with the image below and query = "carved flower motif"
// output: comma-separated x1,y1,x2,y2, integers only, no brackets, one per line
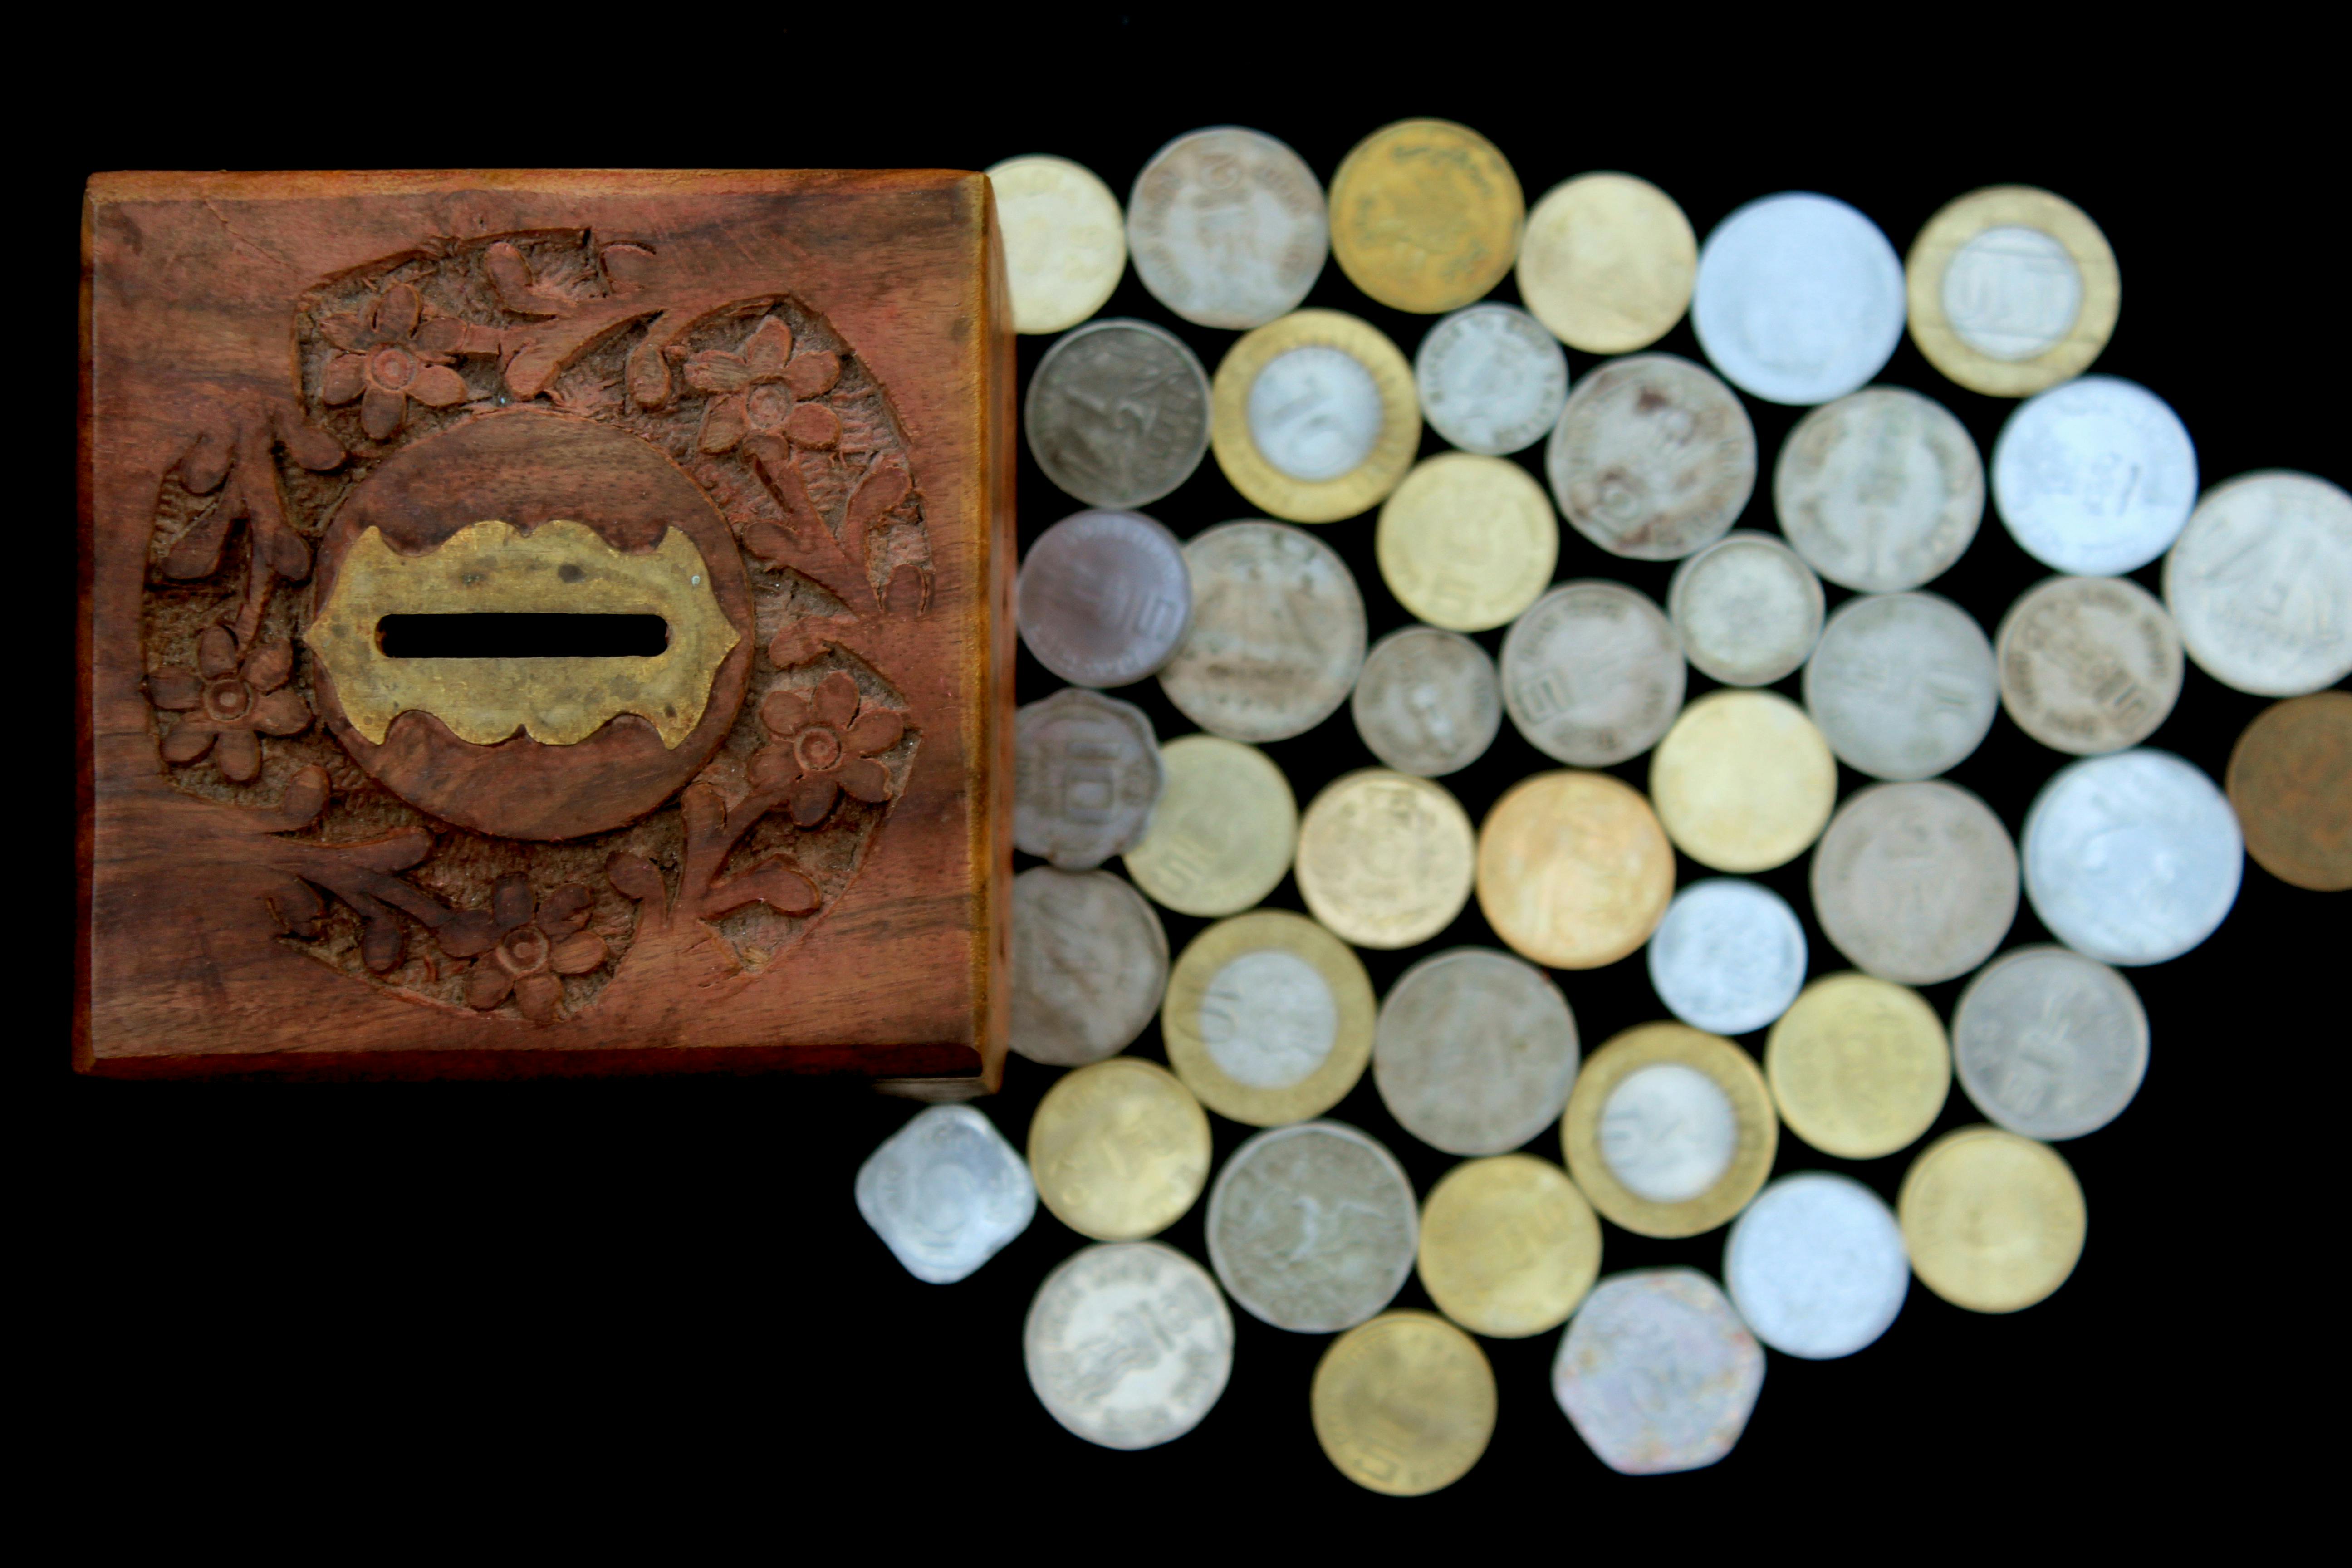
318,283,475,441
749,670,903,827
148,627,310,783
440,875,608,1023
686,316,844,455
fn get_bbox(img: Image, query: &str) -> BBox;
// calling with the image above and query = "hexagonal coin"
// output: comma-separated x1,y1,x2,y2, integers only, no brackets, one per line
1552,1268,1764,1474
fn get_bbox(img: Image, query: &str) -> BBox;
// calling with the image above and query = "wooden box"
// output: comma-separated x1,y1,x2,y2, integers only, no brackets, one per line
77,171,1016,1091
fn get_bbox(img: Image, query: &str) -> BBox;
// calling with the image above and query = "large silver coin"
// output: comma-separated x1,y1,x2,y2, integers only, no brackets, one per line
1350,625,1502,778
1016,509,1192,688
1995,574,2183,755
1372,947,1581,1157
1811,780,2019,985
855,1104,1036,1284
1952,945,2149,1140
1723,1173,1908,1361
1992,376,2196,576
1015,687,1164,869
1010,867,1170,1068
1552,1268,1765,1475
1206,1121,1418,1333
1127,126,1328,331
2165,470,2352,696
1413,303,1569,456
1774,386,1984,592
1666,531,1824,686
1026,318,1213,509
1804,591,1998,780
1691,192,1905,407
1024,1240,1234,1450
1158,521,1367,743
2022,749,2243,966
1544,353,1755,561
1501,581,1686,766
1646,878,1808,1037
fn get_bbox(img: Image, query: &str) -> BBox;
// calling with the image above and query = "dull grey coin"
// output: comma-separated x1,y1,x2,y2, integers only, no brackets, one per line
1952,945,2149,1141
1015,687,1164,869
1025,1240,1234,1450
1026,318,1213,509
1995,574,2183,755
1414,303,1570,456
1804,591,1999,780
855,1104,1037,1284
1992,376,2197,576
1666,531,1825,686
1159,521,1367,743
1206,1121,1418,1333
1692,192,1905,407
1372,947,1581,1157
2022,749,2243,966
1545,352,1756,561
1811,780,2019,985
1552,1268,1764,1475
1127,126,1328,330
1011,867,1170,1068
1017,509,1193,688
1646,878,1808,1037
1723,1173,1908,1360
1774,386,1984,592
1501,581,1686,766
1350,625,1502,778
2165,470,2352,697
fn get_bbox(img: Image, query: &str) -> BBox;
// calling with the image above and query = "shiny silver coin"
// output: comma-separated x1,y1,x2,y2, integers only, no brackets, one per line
1811,780,2019,985
855,1104,1036,1285
1016,509,1192,688
1127,126,1328,330
1413,302,1570,456
1666,531,1825,686
1026,318,1213,509
2021,749,2243,967
1952,944,2149,1141
1552,1268,1764,1475
1501,581,1686,766
1350,625,1502,778
1025,1240,1234,1450
1723,1173,1908,1361
1372,947,1581,1157
1206,1121,1418,1333
1010,867,1170,1068
1774,386,1984,592
1015,687,1164,869
1645,878,1808,1037
2164,470,2352,696
1995,574,2183,755
1544,353,1756,561
1692,192,1905,407
1992,375,2196,576
1803,590,1998,780
1158,520,1367,743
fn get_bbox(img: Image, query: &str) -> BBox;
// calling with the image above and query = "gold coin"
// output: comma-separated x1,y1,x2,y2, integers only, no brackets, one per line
1375,453,1559,632
1475,771,1674,969
1027,1056,1212,1241
1161,909,1375,1127
1328,119,1525,315
1650,689,1837,873
1417,1154,1601,1338
1311,1310,1497,1496
1123,734,1297,917
1515,172,1696,353
985,154,1127,335
1766,973,1950,1160
1296,769,1475,949
2226,690,2352,891
1210,309,1420,524
1900,1125,2086,1313
1906,186,2119,398
1561,1021,1776,1239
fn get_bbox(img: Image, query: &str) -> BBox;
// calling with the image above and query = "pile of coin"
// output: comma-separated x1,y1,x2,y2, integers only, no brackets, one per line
854,126,2352,1490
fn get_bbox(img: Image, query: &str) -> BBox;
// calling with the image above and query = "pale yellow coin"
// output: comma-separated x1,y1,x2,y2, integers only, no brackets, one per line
1766,973,1951,1160
1900,1125,2087,1313
1027,1056,1212,1242
1210,309,1421,524
1516,172,1697,354
1650,690,1837,873
986,154,1127,335
1122,734,1297,918
1161,908,1376,1127
1418,1155,1601,1338
1375,453,1559,632
1906,186,2119,398
1328,119,1525,315
1311,1310,1497,1496
1296,769,1475,950
1475,771,1674,970
1561,1022,1776,1240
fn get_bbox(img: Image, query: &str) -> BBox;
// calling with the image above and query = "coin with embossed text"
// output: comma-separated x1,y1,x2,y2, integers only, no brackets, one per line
1024,1240,1234,1450
1159,521,1367,743
1766,973,1950,1160
1127,126,1328,330
1122,734,1297,918
1649,690,1837,873
856,1104,1037,1284
1774,386,1984,593
2022,748,2243,966
1995,574,2182,755
1016,509,1192,688
1952,945,2148,1141
1900,1127,2085,1313
1667,531,1824,687
1350,626,1502,778
2228,691,2352,891
1329,118,1524,315
1296,770,1476,950
986,154,1126,335
1028,1057,1212,1243
1416,1155,1600,1338
1207,1121,1420,1334
1376,452,1559,632
1724,1173,1909,1360
1553,1269,1764,1475
1162,909,1376,1127
1374,947,1581,1157
1477,771,1676,970
1804,591,1998,780
1545,353,1755,561
1211,310,1421,524
1993,376,2197,576
1693,192,1905,406
1516,172,1696,354
2165,470,2352,697
1026,318,1212,508
1010,867,1169,1068
1313,1311,1497,1496
1811,780,2019,985
1500,582,1686,767
1906,186,2119,398
1562,1023,1776,1240
1646,879,1808,1038
1414,303,1569,456
1015,687,1163,869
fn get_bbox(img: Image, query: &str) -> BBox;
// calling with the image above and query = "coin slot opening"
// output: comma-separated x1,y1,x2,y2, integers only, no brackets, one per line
376,614,670,659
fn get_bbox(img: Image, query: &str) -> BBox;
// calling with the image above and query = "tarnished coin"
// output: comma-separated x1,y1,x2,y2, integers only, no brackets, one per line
1650,690,1838,873
1995,574,2183,755
1011,867,1170,1068
1993,376,2197,576
855,1104,1036,1284
1477,771,1676,970
1210,310,1421,523
1811,780,2019,985
1162,909,1376,1127
1028,1056,1212,1243
986,154,1126,335
1376,452,1559,632
1804,591,1998,781
1313,1312,1497,1496
1774,386,1985,593
1025,1240,1233,1451
1374,947,1582,1157
1016,509,1192,688
1906,186,2120,398
1646,879,1808,1038
1015,687,1163,869
1297,770,1476,950
1328,118,1524,315
1413,303,1569,456
1724,1173,1909,1361
1900,1126,2086,1313
1122,734,1297,918
1553,1268,1764,1475
1417,1155,1600,1338
2165,470,2352,697
1207,1121,1419,1333
1545,353,1756,562
2022,749,2243,966
1666,531,1825,686
1158,521,1367,743
1351,626,1502,778
1025,318,1212,509
1517,172,1696,354
1765,973,1950,1160
1500,582,1686,767
1952,945,2149,1141
1693,192,1905,407
1127,126,1327,330
2228,691,2352,891
1562,1022,1776,1239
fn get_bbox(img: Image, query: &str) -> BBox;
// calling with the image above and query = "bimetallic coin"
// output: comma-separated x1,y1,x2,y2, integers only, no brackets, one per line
1126,126,1327,331
1907,186,2120,398
1376,452,1559,632
1016,509,1192,688
1157,521,1367,743
1296,770,1476,950
1992,376,2197,576
1374,947,1582,1157
1650,690,1838,873
1553,1268,1764,1475
2165,470,2352,697
1313,1312,1497,1496
1207,1121,1419,1333
1775,386,1985,593
1953,945,2149,1141
1765,973,1951,1160
2022,749,2243,966
1646,879,1808,1038
1025,1240,1233,1451
1010,867,1170,1068
1122,734,1297,918
1014,687,1163,869
855,1104,1036,1284
1028,1057,1211,1243
1900,1126,2087,1313
1562,1022,1777,1239
1724,1173,1909,1360
1328,119,1524,315
1417,1155,1600,1338
1693,192,1905,407
1413,303,1570,456
2227,691,2352,891
986,154,1126,335
1811,780,2019,985
1546,353,1756,561
1477,771,1676,970
1351,626,1502,778
1025,318,1212,509
1500,582,1686,767
1995,574,2183,755
1804,591,1999,781
1210,310,1420,523
1666,531,1825,686
1516,172,1696,354
1162,909,1376,1127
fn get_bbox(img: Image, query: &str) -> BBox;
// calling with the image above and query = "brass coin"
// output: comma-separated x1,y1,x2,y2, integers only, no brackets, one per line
1561,1022,1776,1239
1418,1155,1601,1338
1328,119,1525,315
1475,771,1675,970
1375,452,1559,632
2226,691,2352,891
1516,172,1696,353
1122,734,1297,918
1162,909,1376,1127
1296,769,1476,950
1650,690,1837,873
1765,973,1951,1160
1210,310,1420,524
985,154,1127,335
1027,1057,1212,1242
1311,1310,1498,1496
1906,186,2119,398
1899,1125,2087,1313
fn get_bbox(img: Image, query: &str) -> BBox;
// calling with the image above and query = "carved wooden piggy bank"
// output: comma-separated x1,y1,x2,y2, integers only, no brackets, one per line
79,172,1015,1089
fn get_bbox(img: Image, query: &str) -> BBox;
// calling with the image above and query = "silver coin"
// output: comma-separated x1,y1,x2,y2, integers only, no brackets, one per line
1692,192,1905,407
1774,386,1984,592
1016,510,1193,688
1803,591,1999,780
1552,1268,1765,1475
2164,470,2352,696
1015,687,1164,869
1666,531,1825,686
1010,867,1170,1068
1413,303,1570,456
1350,626,1502,778
1602,1064,1739,1202
1544,353,1756,561
1992,375,2197,576
1025,318,1212,509
854,1104,1036,1285
1249,345,1384,481
1811,780,2019,985
1158,521,1367,743
1500,581,1686,766
1205,1121,1418,1334
2021,749,2243,967
1723,1173,1908,1361
1126,126,1328,330
1995,574,2183,755
1371,947,1580,1157
1952,944,2149,1140
1024,1240,1234,1451
1646,878,1808,1037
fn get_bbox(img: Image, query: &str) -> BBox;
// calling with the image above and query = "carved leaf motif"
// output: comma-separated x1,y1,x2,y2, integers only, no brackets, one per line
783,402,839,449
409,364,468,408
268,879,328,940
837,757,891,804
175,431,232,495
514,973,564,1024
705,858,820,919
212,727,261,783
537,884,593,936
845,708,904,755
782,351,840,399
550,931,608,975
243,641,294,692
742,318,794,377
441,910,504,958
165,505,234,580
602,245,658,292
197,626,239,680
160,719,216,765
605,852,667,907
350,890,406,974
340,826,434,874
841,460,910,594
252,690,311,736
486,242,559,318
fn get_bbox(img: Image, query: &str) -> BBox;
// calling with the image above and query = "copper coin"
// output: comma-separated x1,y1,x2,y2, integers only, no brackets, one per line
2226,691,2352,891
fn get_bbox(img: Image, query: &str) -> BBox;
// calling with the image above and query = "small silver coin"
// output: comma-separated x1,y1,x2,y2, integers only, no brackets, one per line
855,1104,1037,1285
1995,574,2183,755
1666,531,1825,686
2164,470,2352,697
1774,386,1984,592
1158,521,1367,743
2022,748,2243,967
1372,946,1581,1157
1646,878,1808,1037
1127,126,1328,330
1350,625,1502,778
1016,509,1193,688
1011,867,1170,1068
1413,303,1570,456
1249,345,1385,481
1015,687,1164,869
1501,581,1686,766
1206,1121,1418,1334
1811,780,2019,985
1026,318,1213,509
1992,375,2197,576
1024,1240,1234,1451
1545,353,1756,561
1723,1173,1908,1361
1952,944,2149,1141
1803,591,1999,780
1552,1268,1764,1475
1602,1064,1739,1202
1692,192,1906,407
